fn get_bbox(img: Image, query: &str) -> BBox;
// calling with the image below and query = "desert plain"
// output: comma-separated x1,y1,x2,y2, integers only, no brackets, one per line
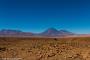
0,37,90,60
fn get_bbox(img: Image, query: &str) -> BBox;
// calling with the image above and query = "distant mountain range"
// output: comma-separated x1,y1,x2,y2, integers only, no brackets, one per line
39,28,74,37
0,29,33,37
0,28,75,37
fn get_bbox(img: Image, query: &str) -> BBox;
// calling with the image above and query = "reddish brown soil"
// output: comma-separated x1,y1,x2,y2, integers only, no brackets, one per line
0,37,90,60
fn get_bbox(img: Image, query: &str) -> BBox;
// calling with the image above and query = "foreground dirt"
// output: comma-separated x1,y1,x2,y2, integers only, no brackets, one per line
0,37,90,60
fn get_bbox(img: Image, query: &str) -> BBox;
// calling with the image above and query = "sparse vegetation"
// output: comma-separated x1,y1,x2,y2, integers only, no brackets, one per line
0,47,6,52
0,37,90,60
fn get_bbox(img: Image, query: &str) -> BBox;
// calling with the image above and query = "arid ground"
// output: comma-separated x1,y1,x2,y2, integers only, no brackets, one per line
0,37,90,60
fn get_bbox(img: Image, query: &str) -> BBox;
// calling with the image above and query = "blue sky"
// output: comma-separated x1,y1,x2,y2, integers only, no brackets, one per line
0,0,90,34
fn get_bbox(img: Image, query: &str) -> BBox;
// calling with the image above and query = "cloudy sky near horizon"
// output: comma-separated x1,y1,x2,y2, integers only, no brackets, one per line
0,0,90,34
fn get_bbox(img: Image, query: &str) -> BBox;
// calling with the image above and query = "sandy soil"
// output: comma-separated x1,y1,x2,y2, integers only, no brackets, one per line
0,37,90,60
